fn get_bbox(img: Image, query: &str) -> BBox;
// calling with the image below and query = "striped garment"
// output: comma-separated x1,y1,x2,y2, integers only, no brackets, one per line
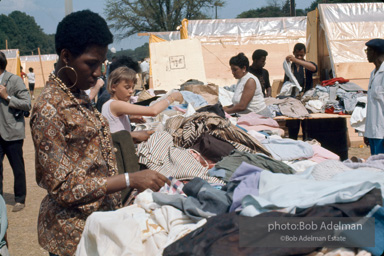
137,131,224,184
165,112,271,156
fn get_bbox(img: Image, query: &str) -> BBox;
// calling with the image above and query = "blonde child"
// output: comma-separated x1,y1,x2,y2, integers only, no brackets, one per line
101,66,183,143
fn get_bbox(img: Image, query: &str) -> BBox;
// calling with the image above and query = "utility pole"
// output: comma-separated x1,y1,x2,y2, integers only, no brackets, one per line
213,1,223,19
215,5,218,19
65,0,73,16
290,0,296,17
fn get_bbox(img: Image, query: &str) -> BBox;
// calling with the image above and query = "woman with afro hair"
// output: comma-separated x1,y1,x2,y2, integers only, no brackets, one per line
30,10,170,256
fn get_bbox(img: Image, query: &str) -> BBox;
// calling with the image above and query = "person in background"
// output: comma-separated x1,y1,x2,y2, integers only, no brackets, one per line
284,43,318,94
140,57,150,89
102,66,183,143
284,43,318,140
363,38,384,155
95,60,109,98
248,49,272,97
96,55,141,113
19,66,26,81
223,52,272,117
106,55,117,77
27,67,35,100
101,60,107,79
0,194,9,256
30,10,169,256
0,51,31,213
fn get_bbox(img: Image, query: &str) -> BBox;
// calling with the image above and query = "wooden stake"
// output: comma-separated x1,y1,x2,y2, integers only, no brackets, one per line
38,47,46,85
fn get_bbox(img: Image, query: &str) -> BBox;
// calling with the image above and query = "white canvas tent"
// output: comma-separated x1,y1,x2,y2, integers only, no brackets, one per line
187,17,307,87
148,16,307,92
316,3,384,90
20,54,58,88
1,49,21,76
306,2,384,146
1,49,57,89
150,38,207,91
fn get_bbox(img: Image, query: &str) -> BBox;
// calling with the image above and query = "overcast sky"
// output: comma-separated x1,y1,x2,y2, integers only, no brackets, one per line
1,0,311,51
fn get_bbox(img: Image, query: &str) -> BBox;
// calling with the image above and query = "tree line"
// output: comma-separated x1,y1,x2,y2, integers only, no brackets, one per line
0,11,55,55
0,11,149,61
1,0,378,59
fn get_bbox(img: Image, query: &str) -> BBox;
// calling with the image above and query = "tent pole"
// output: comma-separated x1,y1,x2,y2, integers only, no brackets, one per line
38,47,46,85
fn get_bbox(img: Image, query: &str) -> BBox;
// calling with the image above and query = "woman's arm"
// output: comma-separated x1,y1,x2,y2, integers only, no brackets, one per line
106,170,170,194
223,78,256,114
111,91,183,117
31,106,109,214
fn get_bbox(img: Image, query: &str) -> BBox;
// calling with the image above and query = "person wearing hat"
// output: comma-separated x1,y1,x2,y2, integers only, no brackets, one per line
364,38,384,155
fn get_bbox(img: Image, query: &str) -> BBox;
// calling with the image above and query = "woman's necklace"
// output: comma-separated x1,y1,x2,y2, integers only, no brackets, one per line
49,73,116,173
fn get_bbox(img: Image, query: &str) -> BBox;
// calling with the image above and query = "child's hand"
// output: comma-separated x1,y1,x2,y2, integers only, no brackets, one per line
171,92,183,103
130,115,146,123
131,130,155,143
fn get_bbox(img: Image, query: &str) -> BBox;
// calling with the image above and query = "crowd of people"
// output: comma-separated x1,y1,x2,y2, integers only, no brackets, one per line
0,7,383,256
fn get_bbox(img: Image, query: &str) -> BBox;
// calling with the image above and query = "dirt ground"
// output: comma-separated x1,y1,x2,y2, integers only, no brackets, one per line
2,95,372,255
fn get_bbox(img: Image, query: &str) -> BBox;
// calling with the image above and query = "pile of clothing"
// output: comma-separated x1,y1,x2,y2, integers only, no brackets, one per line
301,78,366,115
76,91,383,256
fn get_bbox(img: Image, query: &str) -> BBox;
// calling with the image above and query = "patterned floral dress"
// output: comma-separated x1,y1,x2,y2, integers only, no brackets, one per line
30,79,121,256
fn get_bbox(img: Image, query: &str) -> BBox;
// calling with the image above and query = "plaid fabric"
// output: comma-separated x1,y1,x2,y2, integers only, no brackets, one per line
159,177,187,196
165,112,271,156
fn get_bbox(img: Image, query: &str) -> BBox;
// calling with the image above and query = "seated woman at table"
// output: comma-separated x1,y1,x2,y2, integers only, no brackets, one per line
223,53,272,117
102,66,183,142
30,10,170,256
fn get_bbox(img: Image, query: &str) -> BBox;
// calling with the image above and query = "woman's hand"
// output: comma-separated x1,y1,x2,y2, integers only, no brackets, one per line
107,169,170,194
170,92,183,103
130,169,170,192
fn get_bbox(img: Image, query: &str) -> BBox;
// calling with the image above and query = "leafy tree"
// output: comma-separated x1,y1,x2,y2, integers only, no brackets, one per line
281,0,291,15
110,43,150,62
236,0,306,18
134,43,150,60
0,14,23,50
105,0,225,40
237,6,284,18
296,9,306,16
306,0,378,12
0,11,55,55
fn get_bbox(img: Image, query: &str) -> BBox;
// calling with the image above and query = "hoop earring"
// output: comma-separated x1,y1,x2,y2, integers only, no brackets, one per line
56,63,78,89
